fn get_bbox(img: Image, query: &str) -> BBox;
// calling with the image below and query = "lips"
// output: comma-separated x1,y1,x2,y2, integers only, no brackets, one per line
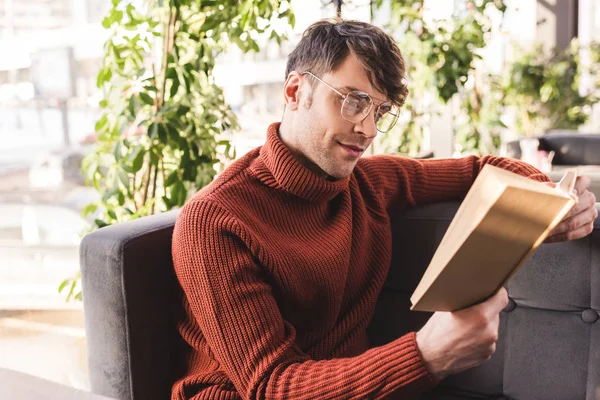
339,142,365,157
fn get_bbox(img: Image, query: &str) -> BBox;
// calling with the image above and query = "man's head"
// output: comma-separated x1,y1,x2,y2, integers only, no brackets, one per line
279,19,408,179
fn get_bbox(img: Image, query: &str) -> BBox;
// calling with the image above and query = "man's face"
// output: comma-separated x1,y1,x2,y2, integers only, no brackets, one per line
284,53,387,179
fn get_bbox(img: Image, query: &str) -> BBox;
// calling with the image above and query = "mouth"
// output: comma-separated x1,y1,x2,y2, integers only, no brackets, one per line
338,142,365,158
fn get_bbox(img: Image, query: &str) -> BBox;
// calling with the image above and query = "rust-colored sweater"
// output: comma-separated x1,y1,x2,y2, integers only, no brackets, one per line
171,123,549,400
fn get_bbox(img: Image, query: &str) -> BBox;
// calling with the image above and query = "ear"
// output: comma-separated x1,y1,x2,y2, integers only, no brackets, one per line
283,71,303,111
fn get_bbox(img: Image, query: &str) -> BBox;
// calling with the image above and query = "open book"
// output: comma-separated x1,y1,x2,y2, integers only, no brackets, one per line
410,165,578,312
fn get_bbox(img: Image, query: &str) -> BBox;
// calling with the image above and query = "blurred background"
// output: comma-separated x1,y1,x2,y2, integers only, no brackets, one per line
1,0,599,391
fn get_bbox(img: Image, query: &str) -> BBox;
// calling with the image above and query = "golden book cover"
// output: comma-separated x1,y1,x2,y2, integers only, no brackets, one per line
410,165,578,312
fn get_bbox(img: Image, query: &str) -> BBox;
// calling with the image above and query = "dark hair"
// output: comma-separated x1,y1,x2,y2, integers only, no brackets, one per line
285,19,408,107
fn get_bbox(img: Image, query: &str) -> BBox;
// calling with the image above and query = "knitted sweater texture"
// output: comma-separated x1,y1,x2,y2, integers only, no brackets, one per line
171,122,549,400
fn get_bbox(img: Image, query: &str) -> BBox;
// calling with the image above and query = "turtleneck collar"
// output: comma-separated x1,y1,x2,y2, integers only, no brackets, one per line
254,122,349,203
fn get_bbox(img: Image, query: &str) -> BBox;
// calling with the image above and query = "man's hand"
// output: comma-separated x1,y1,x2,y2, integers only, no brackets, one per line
545,176,598,243
415,288,509,381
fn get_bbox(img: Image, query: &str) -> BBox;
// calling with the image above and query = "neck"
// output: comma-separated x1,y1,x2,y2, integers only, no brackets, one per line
277,119,332,180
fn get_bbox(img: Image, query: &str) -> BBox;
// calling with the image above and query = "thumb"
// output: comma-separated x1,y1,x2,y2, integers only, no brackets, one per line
481,287,509,316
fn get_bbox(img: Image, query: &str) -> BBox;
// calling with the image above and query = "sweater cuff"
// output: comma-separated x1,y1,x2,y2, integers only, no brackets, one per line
383,332,439,396
408,331,440,387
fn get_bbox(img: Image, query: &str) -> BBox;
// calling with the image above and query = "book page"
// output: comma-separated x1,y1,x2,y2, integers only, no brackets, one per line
556,169,578,196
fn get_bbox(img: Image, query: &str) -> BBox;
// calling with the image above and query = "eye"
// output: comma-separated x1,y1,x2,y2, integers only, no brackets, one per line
344,93,366,116
375,104,392,121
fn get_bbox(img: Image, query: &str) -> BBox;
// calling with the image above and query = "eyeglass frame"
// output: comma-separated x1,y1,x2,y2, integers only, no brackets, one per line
300,71,399,133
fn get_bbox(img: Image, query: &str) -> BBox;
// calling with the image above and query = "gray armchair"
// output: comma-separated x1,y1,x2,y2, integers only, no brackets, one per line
79,202,600,400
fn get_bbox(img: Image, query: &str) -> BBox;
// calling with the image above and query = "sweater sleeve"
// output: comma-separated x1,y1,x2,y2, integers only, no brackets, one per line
172,200,437,400
358,154,551,212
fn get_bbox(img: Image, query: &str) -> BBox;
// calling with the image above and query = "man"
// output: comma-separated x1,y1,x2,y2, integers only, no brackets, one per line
171,19,598,399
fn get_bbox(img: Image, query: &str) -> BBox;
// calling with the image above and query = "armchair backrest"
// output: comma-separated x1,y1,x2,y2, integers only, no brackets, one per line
81,210,185,400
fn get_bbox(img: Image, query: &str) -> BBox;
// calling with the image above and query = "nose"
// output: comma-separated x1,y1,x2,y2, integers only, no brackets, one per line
353,108,378,139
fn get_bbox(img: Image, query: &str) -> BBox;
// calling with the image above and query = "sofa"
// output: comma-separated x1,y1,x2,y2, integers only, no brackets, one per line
76,200,600,400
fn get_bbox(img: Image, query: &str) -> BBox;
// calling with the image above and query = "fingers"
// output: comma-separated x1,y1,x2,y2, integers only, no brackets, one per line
567,189,597,217
574,175,592,194
545,221,595,243
551,200,598,237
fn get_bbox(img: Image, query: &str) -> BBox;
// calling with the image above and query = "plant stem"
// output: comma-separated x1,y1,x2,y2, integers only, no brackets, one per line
141,156,152,207
157,5,178,111
161,159,167,207
150,159,159,214
131,167,140,211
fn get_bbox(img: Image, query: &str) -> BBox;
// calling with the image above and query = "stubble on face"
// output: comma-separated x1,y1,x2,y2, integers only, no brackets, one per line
294,84,364,180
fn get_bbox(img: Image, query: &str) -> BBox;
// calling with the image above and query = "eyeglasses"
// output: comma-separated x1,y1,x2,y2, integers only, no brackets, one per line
301,71,400,133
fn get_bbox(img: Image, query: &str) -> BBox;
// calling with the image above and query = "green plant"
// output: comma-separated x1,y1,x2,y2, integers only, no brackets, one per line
453,72,504,155
373,0,506,155
60,0,295,301
502,39,600,136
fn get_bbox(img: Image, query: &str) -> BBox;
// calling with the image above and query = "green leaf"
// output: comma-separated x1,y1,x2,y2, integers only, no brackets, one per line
182,74,191,91
150,149,159,166
58,279,70,294
157,124,168,143
101,16,112,29
175,181,187,207
162,195,172,209
131,147,146,173
95,219,109,228
119,169,130,191
113,141,122,160
176,106,190,117
107,209,117,220
121,164,135,174
250,40,260,53
164,171,178,187
82,203,98,218
128,96,139,117
102,188,118,202
66,279,77,302
490,119,508,129
169,79,180,99
139,92,154,105
148,123,158,139
165,123,179,140
118,192,125,206
166,67,177,79
114,10,123,23
95,115,109,132
96,68,112,88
